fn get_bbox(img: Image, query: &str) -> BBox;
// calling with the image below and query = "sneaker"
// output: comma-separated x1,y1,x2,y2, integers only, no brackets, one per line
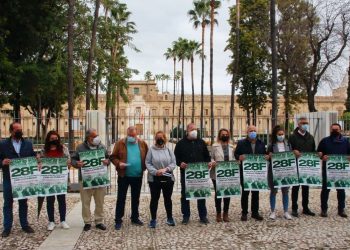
47,222,55,231
115,222,122,230
291,210,299,217
181,217,190,225
166,218,176,226
148,219,157,228
60,221,70,229
131,218,144,226
269,212,276,220
284,212,292,220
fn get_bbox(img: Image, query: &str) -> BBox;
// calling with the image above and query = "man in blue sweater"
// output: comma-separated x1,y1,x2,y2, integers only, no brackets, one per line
317,123,350,218
0,122,36,237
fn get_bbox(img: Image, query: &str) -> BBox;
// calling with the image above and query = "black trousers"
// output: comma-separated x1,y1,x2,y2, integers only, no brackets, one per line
212,179,230,214
149,178,174,220
47,194,66,222
291,185,310,211
240,166,259,215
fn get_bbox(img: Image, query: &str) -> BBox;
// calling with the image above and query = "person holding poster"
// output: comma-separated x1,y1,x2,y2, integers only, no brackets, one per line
289,116,316,217
210,128,234,223
0,122,36,237
145,131,177,228
267,126,294,220
234,125,268,221
317,123,350,218
40,131,70,231
111,126,148,230
71,128,110,231
174,123,211,225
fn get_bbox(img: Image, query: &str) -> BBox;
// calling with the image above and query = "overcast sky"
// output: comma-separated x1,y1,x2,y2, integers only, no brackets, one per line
123,0,349,96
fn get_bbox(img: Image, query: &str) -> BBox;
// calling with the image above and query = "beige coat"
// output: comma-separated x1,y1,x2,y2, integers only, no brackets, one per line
210,142,235,179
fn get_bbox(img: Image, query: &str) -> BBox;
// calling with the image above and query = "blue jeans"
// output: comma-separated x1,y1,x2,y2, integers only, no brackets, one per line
2,178,29,232
180,169,207,219
270,187,289,212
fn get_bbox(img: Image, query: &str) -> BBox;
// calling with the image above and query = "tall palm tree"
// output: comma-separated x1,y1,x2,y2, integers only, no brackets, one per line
186,40,201,123
270,0,278,127
144,71,153,81
209,0,221,144
188,0,211,137
163,74,171,92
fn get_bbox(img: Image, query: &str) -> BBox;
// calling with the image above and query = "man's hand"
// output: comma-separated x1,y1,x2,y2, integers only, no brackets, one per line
208,161,216,169
264,155,270,161
293,150,301,158
180,162,188,169
322,155,328,161
2,158,11,166
102,159,110,166
76,161,85,168
239,155,246,162
119,162,128,170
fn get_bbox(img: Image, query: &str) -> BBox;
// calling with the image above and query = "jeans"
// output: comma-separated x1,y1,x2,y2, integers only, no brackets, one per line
180,169,207,219
47,194,66,222
2,178,29,232
149,178,174,220
212,179,230,213
115,176,143,223
270,187,289,212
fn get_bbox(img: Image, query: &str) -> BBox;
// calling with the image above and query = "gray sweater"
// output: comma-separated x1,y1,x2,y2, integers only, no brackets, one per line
145,145,177,182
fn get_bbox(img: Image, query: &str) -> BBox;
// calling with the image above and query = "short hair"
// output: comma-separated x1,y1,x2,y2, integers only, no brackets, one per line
297,116,308,123
9,122,21,132
186,123,196,131
331,123,341,129
85,128,97,139
155,131,167,143
127,126,137,134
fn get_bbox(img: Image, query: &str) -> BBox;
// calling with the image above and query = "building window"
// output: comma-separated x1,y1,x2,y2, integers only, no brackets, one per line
205,109,209,116
133,87,140,95
164,109,169,116
135,107,141,114
217,109,222,116
165,95,168,100
258,110,262,115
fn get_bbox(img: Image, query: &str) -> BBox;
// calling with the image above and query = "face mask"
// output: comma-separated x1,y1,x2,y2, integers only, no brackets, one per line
301,124,309,132
188,130,197,139
220,135,229,142
92,136,101,146
49,140,60,146
248,131,257,140
127,136,136,143
277,135,285,142
330,130,340,137
14,131,23,140
156,138,164,146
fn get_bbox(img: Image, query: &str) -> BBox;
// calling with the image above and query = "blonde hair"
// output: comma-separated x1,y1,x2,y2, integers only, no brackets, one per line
155,131,167,143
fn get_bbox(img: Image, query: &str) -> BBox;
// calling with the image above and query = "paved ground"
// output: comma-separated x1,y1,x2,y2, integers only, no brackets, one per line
1,190,350,249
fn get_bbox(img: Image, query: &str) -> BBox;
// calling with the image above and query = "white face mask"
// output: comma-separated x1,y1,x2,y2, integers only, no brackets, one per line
92,136,101,146
188,130,197,139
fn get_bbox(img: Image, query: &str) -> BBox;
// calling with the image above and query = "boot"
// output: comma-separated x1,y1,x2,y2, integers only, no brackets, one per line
216,213,222,222
223,212,230,222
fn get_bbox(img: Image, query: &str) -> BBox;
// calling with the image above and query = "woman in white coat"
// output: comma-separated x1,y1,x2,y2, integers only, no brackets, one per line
210,128,235,222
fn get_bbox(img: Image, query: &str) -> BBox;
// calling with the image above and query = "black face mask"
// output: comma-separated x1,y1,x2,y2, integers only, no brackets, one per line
49,140,60,146
14,131,23,140
220,135,229,142
330,130,340,137
156,138,164,146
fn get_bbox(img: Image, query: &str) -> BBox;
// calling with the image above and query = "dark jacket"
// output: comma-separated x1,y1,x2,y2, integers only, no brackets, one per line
174,137,210,166
234,138,267,160
0,137,36,181
317,135,350,155
289,128,315,152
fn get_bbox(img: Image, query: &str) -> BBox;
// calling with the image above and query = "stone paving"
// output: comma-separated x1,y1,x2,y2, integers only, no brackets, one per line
1,190,350,249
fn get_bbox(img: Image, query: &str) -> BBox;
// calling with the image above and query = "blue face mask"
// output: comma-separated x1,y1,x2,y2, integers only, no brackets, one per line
127,136,136,143
301,124,309,132
248,131,257,140
277,135,285,142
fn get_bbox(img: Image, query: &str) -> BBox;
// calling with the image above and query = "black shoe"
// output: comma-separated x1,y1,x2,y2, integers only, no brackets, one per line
131,218,144,226
291,210,299,217
241,214,248,221
199,217,209,225
96,223,107,230
303,209,315,216
115,222,122,230
252,214,263,221
320,211,328,217
22,226,34,234
83,224,91,231
1,230,10,238
338,211,348,218
182,217,190,225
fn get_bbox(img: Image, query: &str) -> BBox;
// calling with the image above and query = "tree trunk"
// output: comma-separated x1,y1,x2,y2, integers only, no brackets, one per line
172,58,176,140
67,0,75,151
246,109,251,126
209,0,215,144
270,0,278,128
307,89,317,112
191,57,195,123
284,76,290,131
111,86,116,143
181,59,185,132
116,86,119,141
200,24,205,138
345,55,350,112
13,90,21,122
86,0,101,111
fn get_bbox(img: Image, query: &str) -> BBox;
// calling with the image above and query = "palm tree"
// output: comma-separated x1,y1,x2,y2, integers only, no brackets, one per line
186,40,201,123
155,74,162,92
144,71,153,81
209,0,221,144
163,74,171,92
175,70,182,94
188,0,211,137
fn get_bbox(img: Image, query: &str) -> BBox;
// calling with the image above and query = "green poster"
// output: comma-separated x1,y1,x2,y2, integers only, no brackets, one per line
215,161,241,198
242,154,269,191
271,152,299,188
298,153,322,186
39,157,69,196
9,157,41,200
185,162,211,200
79,149,110,189
326,155,350,189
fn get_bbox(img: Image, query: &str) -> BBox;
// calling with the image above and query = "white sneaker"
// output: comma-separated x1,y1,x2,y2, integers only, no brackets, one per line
284,212,292,220
47,222,55,231
269,211,276,220
60,221,70,229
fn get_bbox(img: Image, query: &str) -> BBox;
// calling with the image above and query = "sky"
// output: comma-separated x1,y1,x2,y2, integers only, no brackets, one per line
123,0,349,96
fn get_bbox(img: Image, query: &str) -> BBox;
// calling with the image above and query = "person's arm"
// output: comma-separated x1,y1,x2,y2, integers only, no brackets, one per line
167,149,177,172
110,141,121,168
70,146,80,168
145,149,158,176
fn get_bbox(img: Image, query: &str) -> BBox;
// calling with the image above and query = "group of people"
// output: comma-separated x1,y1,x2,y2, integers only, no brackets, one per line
0,116,349,237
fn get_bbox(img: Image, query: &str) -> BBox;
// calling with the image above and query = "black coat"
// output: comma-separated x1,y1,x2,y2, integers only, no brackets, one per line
234,138,267,160
289,128,315,152
174,137,210,166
